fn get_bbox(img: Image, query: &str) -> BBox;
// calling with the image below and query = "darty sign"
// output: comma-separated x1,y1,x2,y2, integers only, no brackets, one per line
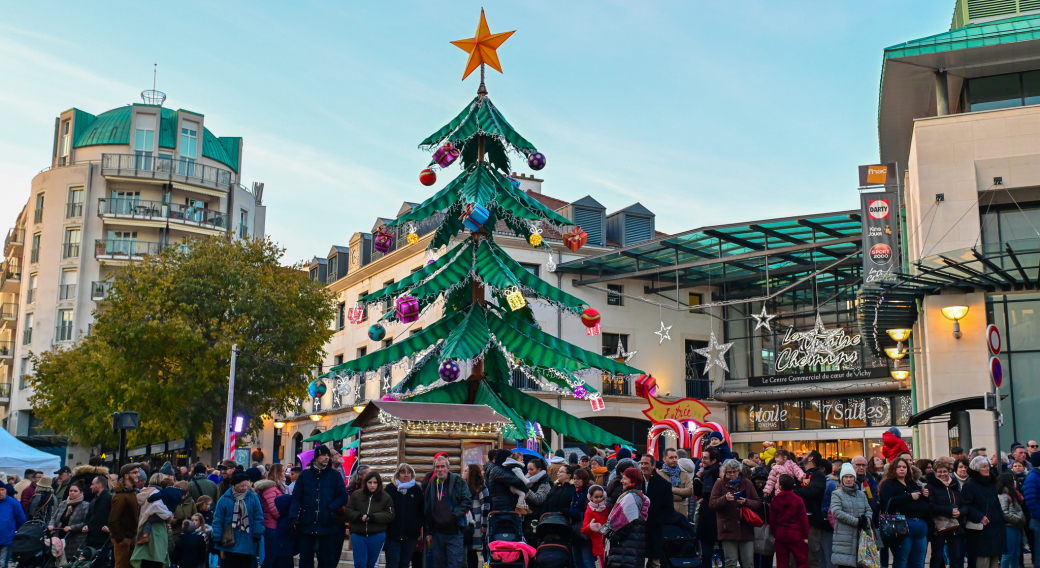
861,190,901,285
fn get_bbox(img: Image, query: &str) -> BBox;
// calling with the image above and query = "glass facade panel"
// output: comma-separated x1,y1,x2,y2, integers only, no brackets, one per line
783,401,802,430
1007,301,1040,351
867,397,892,427
1023,70,1040,105
846,398,867,428
803,400,823,430
896,395,912,426
734,404,755,432
969,73,1023,111
825,399,845,428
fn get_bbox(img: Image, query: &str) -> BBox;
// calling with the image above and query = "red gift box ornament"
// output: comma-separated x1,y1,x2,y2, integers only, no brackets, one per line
635,374,658,399
374,227,394,254
564,226,588,252
433,142,460,168
395,295,420,323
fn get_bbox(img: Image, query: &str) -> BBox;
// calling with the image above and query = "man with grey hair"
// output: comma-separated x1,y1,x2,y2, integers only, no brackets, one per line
424,455,471,568
851,456,880,520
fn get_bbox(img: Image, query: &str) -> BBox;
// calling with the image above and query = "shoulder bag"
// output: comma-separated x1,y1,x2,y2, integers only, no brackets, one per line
878,498,909,548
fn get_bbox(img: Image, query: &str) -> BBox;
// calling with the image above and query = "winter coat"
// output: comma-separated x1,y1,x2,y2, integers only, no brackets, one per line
84,489,113,548
761,446,777,465
1000,492,1026,529
830,484,870,568
709,477,763,541
487,463,526,512
170,531,208,568
605,475,627,510
879,478,929,521
69,466,110,503
794,469,830,530
344,489,395,536
698,462,722,539
582,504,608,556
52,497,90,553
211,488,266,556
657,468,694,516
523,472,551,535
764,460,806,496
1023,468,1040,519
109,482,141,542
925,473,963,535
272,494,299,558
424,472,472,535
130,518,170,568
287,463,348,536
960,469,1007,558
769,490,808,544
386,482,424,541
604,488,649,568
0,495,26,546
253,480,284,530
881,432,910,462
188,474,219,504
27,487,56,523
171,496,198,543
20,482,37,513
544,481,577,520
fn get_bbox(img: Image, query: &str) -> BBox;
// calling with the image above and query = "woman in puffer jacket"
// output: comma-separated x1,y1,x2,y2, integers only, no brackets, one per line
602,469,649,568
254,464,287,568
762,449,805,497
830,463,871,568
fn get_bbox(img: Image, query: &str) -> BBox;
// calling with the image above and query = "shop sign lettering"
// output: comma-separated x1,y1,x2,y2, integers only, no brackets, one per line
774,314,862,372
746,399,888,426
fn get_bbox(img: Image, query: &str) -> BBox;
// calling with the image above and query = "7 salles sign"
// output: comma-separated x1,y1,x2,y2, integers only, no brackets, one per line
859,163,901,285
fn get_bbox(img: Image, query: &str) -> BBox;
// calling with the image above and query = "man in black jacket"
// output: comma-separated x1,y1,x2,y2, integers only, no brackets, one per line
641,454,676,568
487,450,527,512
697,449,722,564
84,475,113,551
794,451,829,568
424,456,472,568
289,445,348,568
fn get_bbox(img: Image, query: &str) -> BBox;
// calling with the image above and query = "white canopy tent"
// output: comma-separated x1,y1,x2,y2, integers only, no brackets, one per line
0,427,61,474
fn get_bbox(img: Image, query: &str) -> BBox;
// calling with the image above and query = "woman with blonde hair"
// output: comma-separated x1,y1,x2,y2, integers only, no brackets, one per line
255,464,287,568
385,463,424,568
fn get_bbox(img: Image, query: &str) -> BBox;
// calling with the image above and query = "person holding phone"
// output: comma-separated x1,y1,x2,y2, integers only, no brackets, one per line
709,459,763,568
878,457,930,568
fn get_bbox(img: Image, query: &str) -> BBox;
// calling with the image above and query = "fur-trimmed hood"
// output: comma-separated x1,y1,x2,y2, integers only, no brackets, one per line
252,479,277,494
72,465,110,477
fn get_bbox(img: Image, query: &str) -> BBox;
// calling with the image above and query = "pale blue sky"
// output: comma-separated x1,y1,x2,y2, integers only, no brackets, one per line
0,1,952,262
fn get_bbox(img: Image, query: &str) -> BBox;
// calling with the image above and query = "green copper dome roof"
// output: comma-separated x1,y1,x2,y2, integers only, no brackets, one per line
73,105,240,172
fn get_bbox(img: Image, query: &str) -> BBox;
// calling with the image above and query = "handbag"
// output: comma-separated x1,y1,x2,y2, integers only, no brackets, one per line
741,506,765,528
754,525,775,555
220,525,235,548
878,499,909,548
933,516,960,534
857,528,881,568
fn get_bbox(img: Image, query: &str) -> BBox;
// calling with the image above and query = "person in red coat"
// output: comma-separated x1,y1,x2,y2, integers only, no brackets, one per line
582,485,609,568
770,475,809,568
882,427,912,463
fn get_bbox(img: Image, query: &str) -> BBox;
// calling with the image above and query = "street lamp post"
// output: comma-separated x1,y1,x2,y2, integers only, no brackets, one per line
111,411,139,470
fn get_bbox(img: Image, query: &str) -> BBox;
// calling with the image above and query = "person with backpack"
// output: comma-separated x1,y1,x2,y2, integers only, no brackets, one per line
26,476,56,524
0,484,27,568
109,464,142,568
188,464,219,505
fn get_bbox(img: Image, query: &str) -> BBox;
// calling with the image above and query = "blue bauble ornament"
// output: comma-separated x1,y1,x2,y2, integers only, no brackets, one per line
368,323,386,342
527,152,546,171
308,380,327,398
439,359,462,382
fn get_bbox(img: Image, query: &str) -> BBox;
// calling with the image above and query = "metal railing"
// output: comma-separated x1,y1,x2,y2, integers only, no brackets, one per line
62,243,80,259
22,328,31,345
601,375,632,397
0,383,10,398
26,288,35,304
93,239,187,258
1,303,16,320
66,201,83,218
33,209,43,224
512,368,541,391
98,198,228,229
685,379,712,399
55,324,74,343
0,341,13,357
101,153,233,190
2,259,21,280
239,224,249,238
91,281,111,300
58,284,76,301
4,228,24,249
30,248,39,264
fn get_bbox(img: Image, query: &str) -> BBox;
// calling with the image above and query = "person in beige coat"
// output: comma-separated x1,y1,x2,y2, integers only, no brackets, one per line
657,448,694,516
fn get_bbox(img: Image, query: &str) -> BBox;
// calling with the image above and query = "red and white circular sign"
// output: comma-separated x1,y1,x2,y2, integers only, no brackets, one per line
868,200,890,219
987,324,1001,355
869,243,893,264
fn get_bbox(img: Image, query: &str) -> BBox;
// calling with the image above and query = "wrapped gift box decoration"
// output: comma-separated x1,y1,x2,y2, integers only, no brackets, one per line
395,295,420,323
635,374,658,399
374,227,394,254
461,203,490,232
433,142,460,168
564,226,588,252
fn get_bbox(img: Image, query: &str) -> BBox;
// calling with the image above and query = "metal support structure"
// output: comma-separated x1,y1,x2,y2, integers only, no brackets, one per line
223,344,237,460
935,71,949,116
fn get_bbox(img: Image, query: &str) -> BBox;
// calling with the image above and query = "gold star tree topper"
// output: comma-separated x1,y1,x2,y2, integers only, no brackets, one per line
451,9,515,80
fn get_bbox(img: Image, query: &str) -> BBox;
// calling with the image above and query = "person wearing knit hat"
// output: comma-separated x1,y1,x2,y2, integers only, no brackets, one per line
760,441,777,465
159,461,175,477
245,467,263,484
830,463,870,568
881,427,911,462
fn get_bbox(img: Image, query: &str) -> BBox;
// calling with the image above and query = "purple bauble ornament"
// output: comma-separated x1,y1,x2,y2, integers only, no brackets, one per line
573,384,588,400
439,359,461,382
527,152,546,171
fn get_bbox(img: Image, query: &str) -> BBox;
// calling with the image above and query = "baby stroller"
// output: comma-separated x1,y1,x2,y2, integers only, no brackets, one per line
661,521,701,568
67,540,113,568
533,512,572,568
10,520,55,568
487,511,529,568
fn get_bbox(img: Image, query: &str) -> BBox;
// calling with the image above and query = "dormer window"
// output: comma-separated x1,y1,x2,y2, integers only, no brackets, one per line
180,126,198,159
58,121,71,166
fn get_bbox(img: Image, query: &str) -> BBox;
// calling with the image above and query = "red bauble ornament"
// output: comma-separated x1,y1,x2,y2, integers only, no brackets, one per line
581,308,601,328
419,168,437,186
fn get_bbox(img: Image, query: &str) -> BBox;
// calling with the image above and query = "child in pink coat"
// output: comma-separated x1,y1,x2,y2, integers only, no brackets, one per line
582,485,609,568
763,449,805,497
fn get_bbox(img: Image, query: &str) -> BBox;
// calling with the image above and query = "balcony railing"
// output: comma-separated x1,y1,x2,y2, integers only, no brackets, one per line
2,259,21,280
1,303,16,320
91,281,112,301
94,239,186,259
0,341,13,357
62,243,80,259
601,375,632,397
98,198,228,230
685,379,712,399
66,201,83,218
26,288,35,304
0,382,10,398
4,228,24,251
30,248,39,264
22,328,31,345
55,324,74,343
101,153,233,191
512,368,541,391
33,208,43,224
1,261,21,293
239,224,249,238
58,284,76,301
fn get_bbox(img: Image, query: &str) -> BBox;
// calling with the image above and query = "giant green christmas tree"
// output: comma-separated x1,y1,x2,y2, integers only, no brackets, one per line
321,11,640,447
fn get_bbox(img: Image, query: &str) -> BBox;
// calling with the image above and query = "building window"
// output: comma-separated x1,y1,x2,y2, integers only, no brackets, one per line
688,292,702,313
239,210,249,238
966,70,1040,112
63,228,81,259
134,115,155,152
66,187,83,218
607,284,624,306
601,333,631,396
520,263,540,278
730,395,908,433
30,233,40,264
355,347,367,402
56,309,74,342
34,193,44,224
328,256,338,285
59,269,77,301
58,121,70,166
336,302,345,331
27,273,37,304
18,358,30,390
685,339,710,398
180,127,198,159
23,313,33,345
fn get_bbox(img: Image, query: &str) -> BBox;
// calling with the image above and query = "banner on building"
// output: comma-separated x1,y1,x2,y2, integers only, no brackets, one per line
748,366,890,387
861,191,901,285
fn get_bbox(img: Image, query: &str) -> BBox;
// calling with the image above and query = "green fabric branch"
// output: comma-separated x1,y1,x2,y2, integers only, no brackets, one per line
420,97,537,157
490,311,642,376
362,242,471,304
439,307,490,362
481,241,587,313
325,309,466,376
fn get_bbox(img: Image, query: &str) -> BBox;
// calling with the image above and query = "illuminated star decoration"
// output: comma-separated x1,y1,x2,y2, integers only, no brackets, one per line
451,9,515,80
613,339,637,364
808,312,843,357
694,331,733,373
654,321,673,345
750,305,777,332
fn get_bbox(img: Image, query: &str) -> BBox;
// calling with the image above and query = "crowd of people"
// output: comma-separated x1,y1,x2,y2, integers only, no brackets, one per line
3,426,1039,568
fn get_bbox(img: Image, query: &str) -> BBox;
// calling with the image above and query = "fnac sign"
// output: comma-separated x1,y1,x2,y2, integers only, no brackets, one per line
859,163,897,187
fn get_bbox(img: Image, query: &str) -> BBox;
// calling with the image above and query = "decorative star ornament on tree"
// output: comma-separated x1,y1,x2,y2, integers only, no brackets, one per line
451,9,515,80
613,339,637,364
654,321,672,345
750,305,777,332
694,331,733,373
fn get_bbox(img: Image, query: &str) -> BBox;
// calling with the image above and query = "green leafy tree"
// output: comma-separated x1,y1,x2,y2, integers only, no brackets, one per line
29,237,336,452
324,86,642,447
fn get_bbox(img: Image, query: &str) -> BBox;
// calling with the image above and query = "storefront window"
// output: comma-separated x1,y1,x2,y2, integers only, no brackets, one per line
846,398,867,428
825,399,845,428
868,397,892,427
755,402,783,431
731,394,909,432
783,401,803,430
868,438,884,460
896,395,912,426
735,404,755,432
803,400,823,430
839,439,865,460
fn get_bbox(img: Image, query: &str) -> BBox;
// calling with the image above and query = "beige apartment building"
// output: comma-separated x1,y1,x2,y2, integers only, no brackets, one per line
0,92,266,463
862,2,1040,457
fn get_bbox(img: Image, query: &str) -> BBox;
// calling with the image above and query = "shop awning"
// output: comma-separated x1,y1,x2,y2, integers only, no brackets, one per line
303,419,358,443
906,396,987,427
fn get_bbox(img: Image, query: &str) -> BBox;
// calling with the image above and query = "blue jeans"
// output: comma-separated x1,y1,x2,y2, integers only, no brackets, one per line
0,545,10,568
432,532,464,568
894,518,928,568
351,532,387,568
1002,527,1023,568
1031,519,1040,568
573,541,597,568
384,538,417,568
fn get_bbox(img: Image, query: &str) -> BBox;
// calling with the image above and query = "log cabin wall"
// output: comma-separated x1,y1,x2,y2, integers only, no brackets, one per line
358,418,502,482
359,421,400,482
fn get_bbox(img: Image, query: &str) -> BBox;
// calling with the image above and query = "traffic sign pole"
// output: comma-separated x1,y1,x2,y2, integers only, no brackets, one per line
988,326,1003,473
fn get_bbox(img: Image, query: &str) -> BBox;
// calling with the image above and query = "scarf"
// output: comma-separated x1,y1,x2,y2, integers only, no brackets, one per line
395,479,416,491
607,489,649,532
231,490,250,533
527,470,547,487
588,499,606,513
728,475,743,487
662,465,682,487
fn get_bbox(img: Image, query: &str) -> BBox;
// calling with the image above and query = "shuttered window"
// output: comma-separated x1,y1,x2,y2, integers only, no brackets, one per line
625,216,653,245
573,207,602,246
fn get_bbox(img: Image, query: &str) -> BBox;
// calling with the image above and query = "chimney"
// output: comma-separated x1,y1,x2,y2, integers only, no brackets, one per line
510,171,543,194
